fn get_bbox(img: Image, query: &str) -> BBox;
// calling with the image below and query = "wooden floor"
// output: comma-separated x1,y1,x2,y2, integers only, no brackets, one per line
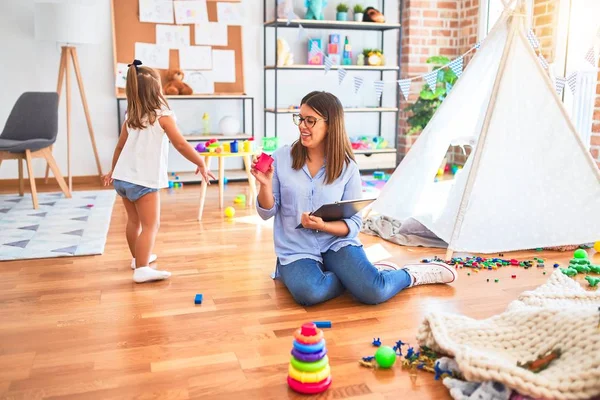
0,181,596,400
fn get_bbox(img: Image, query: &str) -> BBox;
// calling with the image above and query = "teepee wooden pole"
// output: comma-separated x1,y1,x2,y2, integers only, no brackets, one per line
444,14,520,261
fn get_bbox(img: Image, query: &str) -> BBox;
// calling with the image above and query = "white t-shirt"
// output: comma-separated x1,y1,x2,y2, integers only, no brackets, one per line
112,108,174,189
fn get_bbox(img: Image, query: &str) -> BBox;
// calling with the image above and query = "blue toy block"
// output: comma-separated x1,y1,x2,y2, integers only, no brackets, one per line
314,321,331,328
194,294,203,304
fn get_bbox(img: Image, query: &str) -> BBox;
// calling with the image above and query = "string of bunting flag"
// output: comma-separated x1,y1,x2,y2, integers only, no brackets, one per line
287,10,598,101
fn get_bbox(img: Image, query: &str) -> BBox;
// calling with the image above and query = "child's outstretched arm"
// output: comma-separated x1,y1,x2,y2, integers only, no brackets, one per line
160,116,216,183
103,123,129,186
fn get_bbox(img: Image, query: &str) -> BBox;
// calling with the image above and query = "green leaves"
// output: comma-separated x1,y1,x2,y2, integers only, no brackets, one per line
404,55,459,135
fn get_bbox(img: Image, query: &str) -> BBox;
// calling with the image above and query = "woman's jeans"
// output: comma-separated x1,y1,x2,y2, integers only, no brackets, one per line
277,245,412,306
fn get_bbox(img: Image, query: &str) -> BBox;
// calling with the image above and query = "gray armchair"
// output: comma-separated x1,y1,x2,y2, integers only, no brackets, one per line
0,92,71,209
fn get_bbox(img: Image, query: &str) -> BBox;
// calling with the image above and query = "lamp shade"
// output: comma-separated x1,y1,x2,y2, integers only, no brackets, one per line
34,0,101,44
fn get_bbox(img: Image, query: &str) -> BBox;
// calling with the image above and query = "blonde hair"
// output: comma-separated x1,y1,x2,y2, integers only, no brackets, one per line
291,91,355,184
125,62,170,130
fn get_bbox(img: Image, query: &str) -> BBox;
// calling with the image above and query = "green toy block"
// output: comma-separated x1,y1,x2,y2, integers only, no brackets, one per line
588,265,600,274
571,264,591,273
560,268,578,277
584,276,600,287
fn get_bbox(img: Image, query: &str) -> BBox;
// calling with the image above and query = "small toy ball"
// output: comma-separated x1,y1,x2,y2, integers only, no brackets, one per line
234,194,246,204
224,206,235,218
374,346,396,369
594,241,600,253
195,143,206,152
223,177,228,184
436,168,444,177
573,249,588,259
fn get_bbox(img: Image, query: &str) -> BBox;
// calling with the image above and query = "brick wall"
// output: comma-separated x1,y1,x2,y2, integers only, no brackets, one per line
398,0,478,164
532,0,559,62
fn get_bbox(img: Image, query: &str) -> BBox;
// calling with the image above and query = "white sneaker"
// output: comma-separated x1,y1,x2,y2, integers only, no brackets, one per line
374,261,400,271
401,262,457,287
133,266,171,283
131,254,157,269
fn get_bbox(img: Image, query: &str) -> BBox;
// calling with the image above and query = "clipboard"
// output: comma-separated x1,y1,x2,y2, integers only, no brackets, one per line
295,198,376,229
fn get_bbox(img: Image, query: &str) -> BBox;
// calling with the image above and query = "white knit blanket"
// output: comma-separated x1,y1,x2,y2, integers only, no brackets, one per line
417,271,600,400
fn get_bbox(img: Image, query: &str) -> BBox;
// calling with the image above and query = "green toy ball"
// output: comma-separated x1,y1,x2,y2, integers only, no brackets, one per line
573,249,588,259
374,346,396,369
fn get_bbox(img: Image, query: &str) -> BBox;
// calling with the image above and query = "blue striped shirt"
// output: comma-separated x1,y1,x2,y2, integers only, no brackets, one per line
256,146,363,266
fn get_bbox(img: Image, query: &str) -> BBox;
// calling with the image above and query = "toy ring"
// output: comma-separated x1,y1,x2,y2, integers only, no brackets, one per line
293,339,325,354
291,348,327,362
288,375,332,394
290,355,329,372
288,364,330,383
294,328,324,344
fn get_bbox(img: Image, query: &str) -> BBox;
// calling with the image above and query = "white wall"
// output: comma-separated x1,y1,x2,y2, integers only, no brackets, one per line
0,0,399,179
0,0,117,179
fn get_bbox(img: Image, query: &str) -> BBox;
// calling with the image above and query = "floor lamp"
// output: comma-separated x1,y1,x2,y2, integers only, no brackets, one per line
34,0,103,192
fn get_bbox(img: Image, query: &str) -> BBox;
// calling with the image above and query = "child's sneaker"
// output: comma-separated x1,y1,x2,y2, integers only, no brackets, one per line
401,262,457,287
131,254,157,269
374,261,400,271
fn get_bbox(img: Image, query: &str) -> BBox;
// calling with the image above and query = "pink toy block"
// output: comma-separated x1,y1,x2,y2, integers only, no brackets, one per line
255,153,274,173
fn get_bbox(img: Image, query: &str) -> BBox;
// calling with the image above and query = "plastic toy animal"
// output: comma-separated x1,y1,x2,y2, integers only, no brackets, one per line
305,0,327,20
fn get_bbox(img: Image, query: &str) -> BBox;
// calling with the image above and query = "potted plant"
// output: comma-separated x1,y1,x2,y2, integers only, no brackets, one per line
404,56,458,135
336,3,349,21
353,4,364,21
362,48,385,65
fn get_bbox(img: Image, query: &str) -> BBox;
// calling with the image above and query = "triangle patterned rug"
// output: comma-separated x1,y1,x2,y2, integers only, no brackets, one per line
0,190,116,261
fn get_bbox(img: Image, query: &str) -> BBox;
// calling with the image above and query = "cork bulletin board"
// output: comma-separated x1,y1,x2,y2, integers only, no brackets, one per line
110,0,245,96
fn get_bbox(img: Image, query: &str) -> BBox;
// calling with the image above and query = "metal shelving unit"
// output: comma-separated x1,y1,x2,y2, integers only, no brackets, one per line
263,1,402,169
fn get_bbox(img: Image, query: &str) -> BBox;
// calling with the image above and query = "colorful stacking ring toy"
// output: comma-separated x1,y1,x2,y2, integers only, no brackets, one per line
292,339,325,353
288,364,331,383
287,375,332,394
290,355,329,372
294,328,324,344
291,348,327,362
287,322,331,395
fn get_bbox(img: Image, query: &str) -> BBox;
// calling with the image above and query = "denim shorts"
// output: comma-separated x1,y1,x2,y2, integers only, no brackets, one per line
113,179,158,202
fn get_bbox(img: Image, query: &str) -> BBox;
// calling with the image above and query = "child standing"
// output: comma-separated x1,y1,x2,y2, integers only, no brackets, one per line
103,60,215,283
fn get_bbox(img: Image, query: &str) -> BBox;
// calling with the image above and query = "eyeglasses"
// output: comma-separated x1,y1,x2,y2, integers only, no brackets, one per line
292,114,327,128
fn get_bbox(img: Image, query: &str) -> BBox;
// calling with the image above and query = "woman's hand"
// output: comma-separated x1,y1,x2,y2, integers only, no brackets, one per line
102,170,113,186
250,157,274,186
195,160,216,184
301,212,326,231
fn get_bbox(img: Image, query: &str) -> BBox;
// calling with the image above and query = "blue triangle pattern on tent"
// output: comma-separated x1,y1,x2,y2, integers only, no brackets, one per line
374,81,385,101
424,71,438,92
554,76,566,97
449,56,463,78
398,79,411,100
353,76,364,93
324,56,333,74
567,72,578,94
338,68,347,85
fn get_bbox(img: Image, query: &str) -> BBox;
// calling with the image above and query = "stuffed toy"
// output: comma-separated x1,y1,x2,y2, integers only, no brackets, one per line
163,69,193,95
277,38,294,66
362,7,385,22
305,0,327,20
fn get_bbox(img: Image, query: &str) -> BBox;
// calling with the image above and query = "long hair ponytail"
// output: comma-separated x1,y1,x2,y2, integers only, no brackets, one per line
125,60,169,130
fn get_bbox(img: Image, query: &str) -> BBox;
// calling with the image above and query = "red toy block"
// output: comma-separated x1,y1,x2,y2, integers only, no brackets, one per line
255,153,274,173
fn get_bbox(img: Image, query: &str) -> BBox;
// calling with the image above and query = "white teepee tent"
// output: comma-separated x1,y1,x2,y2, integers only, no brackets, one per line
368,1,600,257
